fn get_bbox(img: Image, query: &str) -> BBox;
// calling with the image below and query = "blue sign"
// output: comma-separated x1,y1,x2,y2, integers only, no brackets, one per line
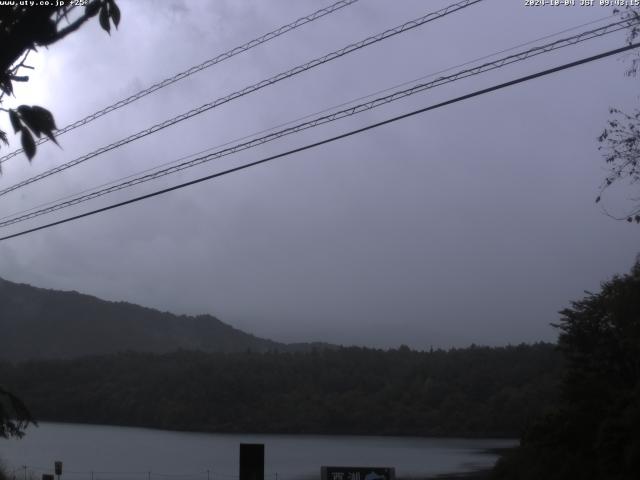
321,466,395,480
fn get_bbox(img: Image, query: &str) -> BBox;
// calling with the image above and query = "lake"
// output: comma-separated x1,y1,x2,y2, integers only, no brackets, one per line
0,423,515,480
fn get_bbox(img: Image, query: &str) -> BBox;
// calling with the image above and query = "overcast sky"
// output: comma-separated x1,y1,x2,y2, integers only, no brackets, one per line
0,0,638,349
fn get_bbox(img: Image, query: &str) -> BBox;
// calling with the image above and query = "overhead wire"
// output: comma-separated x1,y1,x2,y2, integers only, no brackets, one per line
0,0,484,199
0,0,360,164
0,16,635,229
0,12,620,224
1,42,638,243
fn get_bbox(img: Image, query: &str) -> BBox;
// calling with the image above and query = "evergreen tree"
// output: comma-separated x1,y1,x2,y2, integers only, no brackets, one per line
492,259,640,480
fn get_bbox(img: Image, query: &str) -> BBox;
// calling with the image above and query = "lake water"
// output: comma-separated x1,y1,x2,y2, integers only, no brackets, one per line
0,423,515,480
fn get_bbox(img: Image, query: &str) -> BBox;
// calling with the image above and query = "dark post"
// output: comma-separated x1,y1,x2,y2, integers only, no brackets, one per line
54,462,62,480
239,444,264,480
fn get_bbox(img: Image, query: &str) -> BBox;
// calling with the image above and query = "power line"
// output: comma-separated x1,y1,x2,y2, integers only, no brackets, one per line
0,0,483,199
1,42,638,243
0,0,360,164
2,12,618,224
0,17,634,228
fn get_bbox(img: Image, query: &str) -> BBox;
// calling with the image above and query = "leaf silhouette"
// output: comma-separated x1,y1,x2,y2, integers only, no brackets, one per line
109,0,121,28
17,105,58,144
32,18,58,46
0,75,13,96
8,109,22,133
30,105,58,144
99,5,111,34
18,105,42,138
21,129,36,161
85,1,101,17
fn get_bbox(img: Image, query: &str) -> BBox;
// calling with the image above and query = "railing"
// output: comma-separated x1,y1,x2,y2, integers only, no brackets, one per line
8,468,296,480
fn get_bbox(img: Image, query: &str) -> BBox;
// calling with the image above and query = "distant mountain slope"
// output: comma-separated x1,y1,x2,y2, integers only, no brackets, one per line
0,277,320,361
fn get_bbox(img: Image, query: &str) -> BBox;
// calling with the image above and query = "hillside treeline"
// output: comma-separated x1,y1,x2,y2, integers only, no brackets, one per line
1,344,561,437
491,261,640,480
0,277,294,361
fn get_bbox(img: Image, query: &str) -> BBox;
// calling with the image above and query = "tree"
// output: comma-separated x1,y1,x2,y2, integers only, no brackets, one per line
0,385,34,438
492,258,640,480
0,0,120,162
596,7,640,223
0,0,120,440
554,259,640,477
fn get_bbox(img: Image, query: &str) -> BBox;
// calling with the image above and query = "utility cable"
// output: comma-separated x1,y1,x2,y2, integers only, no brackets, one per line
0,0,483,198
0,12,619,224
1,42,638,243
0,0,360,164
0,17,634,228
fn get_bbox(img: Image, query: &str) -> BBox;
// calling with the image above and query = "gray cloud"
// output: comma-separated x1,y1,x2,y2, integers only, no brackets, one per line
0,0,638,349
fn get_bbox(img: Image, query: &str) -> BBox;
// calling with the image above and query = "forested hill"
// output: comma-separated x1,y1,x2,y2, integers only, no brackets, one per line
0,277,328,361
1,344,562,437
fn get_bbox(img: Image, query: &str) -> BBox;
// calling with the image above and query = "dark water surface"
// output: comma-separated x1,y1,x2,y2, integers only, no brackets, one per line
0,423,515,480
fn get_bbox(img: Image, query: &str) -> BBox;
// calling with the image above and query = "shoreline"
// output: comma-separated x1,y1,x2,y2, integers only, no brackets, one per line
400,470,490,480
415,447,514,480
420,468,492,480
21,419,519,441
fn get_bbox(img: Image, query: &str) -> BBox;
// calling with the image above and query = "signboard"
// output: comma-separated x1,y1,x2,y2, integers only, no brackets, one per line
321,467,395,480
54,462,63,476
42,475,54,480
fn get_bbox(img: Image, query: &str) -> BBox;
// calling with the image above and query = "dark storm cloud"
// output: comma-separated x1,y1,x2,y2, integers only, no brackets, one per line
0,0,638,348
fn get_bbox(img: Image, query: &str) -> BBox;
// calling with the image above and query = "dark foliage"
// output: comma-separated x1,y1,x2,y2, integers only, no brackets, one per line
0,343,562,438
491,260,640,480
596,7,640,221
0,0,119,162
598,107,640,222
0,0,121,440
0,385,35,438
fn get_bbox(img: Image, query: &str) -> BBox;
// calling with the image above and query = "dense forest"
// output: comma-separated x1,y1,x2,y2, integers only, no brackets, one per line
1,343,561,438
490,261,640,480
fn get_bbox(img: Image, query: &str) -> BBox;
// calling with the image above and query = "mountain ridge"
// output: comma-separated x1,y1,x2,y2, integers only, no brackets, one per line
0,276,332,361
